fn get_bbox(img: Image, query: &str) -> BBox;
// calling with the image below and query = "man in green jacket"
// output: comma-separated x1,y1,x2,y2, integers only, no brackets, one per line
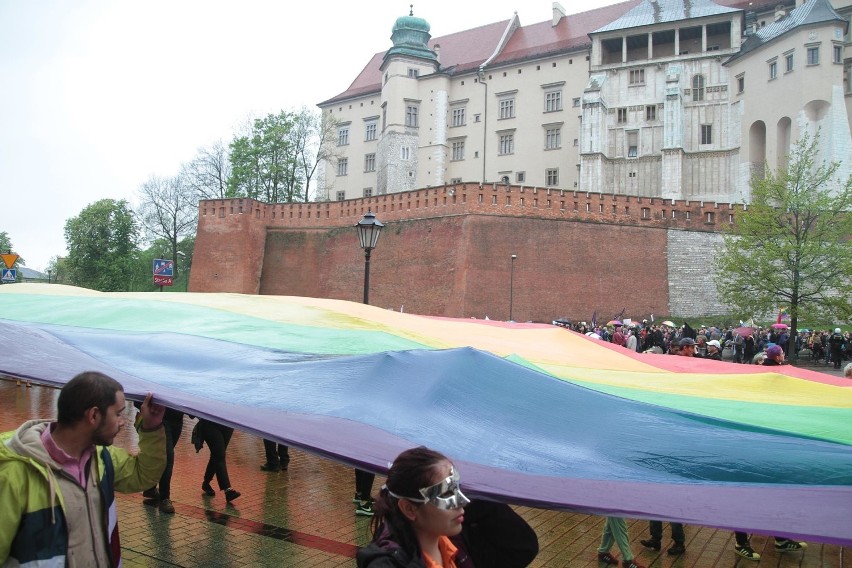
0,371,167,567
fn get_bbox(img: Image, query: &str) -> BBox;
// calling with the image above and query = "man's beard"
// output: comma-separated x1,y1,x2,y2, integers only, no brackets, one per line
91,414,116,446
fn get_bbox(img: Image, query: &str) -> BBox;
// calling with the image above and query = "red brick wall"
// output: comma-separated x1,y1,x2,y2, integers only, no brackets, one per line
190,184,738,321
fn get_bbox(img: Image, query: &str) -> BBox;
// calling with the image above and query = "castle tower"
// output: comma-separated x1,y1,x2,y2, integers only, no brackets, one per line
377,8,439,195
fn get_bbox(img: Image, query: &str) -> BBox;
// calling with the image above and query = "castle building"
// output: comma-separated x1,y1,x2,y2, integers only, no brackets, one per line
317,0,851,204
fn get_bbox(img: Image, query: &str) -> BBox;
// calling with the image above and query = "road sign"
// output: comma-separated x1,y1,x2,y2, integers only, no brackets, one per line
153,259,174,277
1,254,18,269
153,275,174,286
1,268,16,283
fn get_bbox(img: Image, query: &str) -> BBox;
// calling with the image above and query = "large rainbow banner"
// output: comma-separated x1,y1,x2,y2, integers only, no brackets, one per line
1,284,850,545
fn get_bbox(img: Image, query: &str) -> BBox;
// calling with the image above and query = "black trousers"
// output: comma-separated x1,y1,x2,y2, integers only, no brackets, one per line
263,439,290,466
355,469,375,501
155,411,184,499
201,420,234,490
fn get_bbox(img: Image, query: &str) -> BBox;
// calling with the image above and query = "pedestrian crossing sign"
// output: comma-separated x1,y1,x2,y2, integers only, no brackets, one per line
1,268,16,283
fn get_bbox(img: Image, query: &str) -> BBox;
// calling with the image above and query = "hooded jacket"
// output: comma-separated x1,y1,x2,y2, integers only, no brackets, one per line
0,419,166,567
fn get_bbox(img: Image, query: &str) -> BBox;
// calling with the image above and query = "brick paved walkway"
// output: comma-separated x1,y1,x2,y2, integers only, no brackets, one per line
1,378,846,567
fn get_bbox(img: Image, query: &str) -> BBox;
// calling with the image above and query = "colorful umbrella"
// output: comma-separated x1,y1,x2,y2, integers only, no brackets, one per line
772,323,789,330
734,326,755,337
661,320,676,328
607,320,623,326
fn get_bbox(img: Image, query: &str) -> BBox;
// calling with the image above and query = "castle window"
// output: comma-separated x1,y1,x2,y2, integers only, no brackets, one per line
545,168,559,186
642,207,650,219
627,131,638,158
617,108,627,123
833,44,843,64
736,74,745,93
336,191,346,201
545,90,562,112
545,127,561,150
705,211,715,224
499,98,516,119
407,68,419,78
401,147,411,160
685,211,691,220
452,107,466,127
498,133,515,155
516,171,525,183
450,177,462,184
629,69,645,85
364,153,376,172
646,105,656,121
784,51,794,73
451,140,465,161
701,124,713,145
365,120,378,141
364,188,373,197
692,75,705,101
337,158,348,176
573,97,581,107
338,126,349,146
768,59,777,80
573,138,579,146
474,114,481,123
807,45,820,65
406,105,419,127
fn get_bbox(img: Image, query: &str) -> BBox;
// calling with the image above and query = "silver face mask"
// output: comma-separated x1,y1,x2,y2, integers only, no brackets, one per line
387,467,471,510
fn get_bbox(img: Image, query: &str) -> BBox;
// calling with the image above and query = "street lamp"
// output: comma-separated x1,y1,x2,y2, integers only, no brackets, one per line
47,269,52,284
356,210,384,305
509,254,517,322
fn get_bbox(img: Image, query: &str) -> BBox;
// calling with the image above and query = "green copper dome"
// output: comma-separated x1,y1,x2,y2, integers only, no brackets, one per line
384,7,436,64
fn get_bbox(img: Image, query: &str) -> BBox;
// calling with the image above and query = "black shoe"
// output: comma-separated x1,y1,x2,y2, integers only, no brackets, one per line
260,462,281,472
667,543,686,555
639,539,661,551
225,488,241,502
142,487,160,501
201,481,216,497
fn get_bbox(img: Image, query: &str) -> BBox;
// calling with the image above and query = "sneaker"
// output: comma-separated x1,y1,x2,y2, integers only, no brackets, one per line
667,543,686,556
597,552,619,565
355,500,374,516
622,561,646,568
734,545,761,560
142,487,160,501
775,539,807,552
201,482,216,497
224,488,241,502
260,462,281,472
159,499,175,514
639,539,661,551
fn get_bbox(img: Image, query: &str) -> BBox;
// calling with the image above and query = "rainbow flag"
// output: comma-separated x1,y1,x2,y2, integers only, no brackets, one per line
1,284,850,545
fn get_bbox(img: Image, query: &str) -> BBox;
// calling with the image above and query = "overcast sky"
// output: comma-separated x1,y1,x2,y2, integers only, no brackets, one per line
1,0,611,272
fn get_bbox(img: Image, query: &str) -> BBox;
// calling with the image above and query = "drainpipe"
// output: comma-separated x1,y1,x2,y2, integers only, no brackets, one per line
478,65,488,184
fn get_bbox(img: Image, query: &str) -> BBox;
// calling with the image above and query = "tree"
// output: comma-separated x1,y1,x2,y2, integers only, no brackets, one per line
181,140,231,201
228,110,304,203
137,175,198,280
715,133,852,354
63,199,140,291
289,108,342,202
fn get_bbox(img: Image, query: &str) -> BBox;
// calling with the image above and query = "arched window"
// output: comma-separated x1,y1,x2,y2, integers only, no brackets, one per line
692,75,705,101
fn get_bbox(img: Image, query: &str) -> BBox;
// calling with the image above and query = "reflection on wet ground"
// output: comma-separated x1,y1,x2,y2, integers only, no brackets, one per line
0,378,844,567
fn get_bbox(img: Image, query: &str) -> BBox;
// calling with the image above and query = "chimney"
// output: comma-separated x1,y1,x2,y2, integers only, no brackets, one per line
553,2,567,26
434,43,441,64
774,4,786,21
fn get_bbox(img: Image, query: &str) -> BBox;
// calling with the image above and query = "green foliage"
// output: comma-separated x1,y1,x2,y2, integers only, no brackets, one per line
0,230,24,283
63,199,140,291
715,132,852,341
228,110,305,203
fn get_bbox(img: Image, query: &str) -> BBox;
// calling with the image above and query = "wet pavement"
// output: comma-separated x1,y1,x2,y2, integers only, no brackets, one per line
0,375,846,567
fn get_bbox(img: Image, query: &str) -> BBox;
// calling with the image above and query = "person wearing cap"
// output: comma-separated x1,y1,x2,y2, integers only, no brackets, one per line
844,362,852,379
704,340,722,361
828,328,844,370
676,337,697,357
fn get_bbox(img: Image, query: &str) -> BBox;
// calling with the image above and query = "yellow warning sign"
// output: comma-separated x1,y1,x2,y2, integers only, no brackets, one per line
1,254,19,269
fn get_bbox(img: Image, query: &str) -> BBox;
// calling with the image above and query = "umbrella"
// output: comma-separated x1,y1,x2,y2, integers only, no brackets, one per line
772,323,789,330
607,320,623,326
734,326,755,337
661,320,676,328
585,332,602,340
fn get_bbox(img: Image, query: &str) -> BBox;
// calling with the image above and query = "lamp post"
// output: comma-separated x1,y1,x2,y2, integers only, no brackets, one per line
509,254,517,322
356,210,384,305
47,269,52,284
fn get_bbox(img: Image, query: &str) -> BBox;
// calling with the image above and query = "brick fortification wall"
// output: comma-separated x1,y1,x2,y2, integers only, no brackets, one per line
189,183,741,321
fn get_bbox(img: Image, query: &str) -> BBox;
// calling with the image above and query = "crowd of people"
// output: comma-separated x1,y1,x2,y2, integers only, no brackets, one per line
566,320,851,369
